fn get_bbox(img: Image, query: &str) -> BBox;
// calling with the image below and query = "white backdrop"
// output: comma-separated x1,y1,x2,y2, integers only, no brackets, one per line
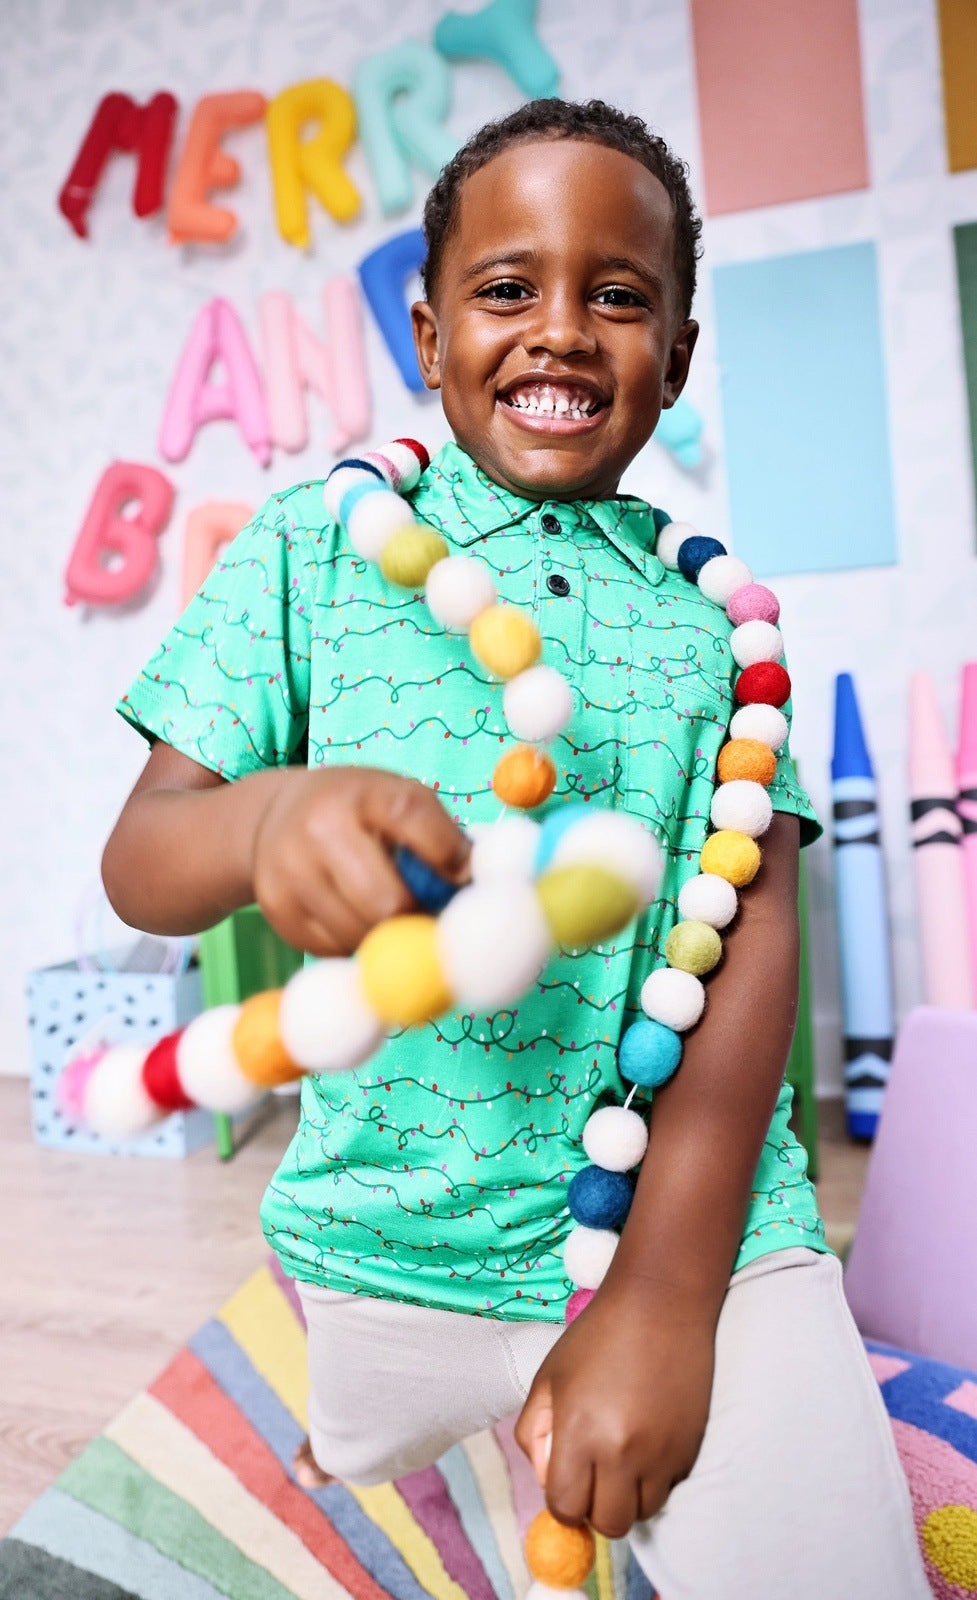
2,0,975,1093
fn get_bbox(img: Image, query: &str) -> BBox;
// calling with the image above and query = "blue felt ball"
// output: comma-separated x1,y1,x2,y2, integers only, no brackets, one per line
677,535,727,583
567,1164,634,1229
328,457,385,483
535,803,592,874
394,846,459,913
618,1018,683,1089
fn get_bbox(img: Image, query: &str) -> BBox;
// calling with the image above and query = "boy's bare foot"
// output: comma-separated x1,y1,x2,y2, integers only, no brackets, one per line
293,1435,336,1489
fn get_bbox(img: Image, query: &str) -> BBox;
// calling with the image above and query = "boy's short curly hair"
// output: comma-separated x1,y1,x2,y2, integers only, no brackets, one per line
421,98,703,321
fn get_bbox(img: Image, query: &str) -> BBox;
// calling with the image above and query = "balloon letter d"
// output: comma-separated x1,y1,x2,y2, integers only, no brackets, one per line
64,461,175,607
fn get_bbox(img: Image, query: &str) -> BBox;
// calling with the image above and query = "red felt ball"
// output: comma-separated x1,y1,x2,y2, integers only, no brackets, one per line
142,1028,194,1110
735,661,791,709
394,437,430,472
565,1287,595,1324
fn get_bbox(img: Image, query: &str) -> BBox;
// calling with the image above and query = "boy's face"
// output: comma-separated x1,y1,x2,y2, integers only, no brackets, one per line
412,137,698,502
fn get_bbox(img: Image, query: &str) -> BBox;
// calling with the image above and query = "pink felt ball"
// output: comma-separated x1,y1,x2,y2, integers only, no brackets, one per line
726,583,780,627
57,1043,109,1121
566,1287,596,1324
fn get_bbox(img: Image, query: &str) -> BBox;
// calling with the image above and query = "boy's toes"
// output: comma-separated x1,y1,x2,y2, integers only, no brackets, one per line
293,1436,336,1489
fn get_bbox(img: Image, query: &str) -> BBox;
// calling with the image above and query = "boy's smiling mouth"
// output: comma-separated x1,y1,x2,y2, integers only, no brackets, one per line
497,377,607,434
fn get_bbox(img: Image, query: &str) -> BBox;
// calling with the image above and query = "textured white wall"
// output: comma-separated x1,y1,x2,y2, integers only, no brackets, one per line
2,0,975,1092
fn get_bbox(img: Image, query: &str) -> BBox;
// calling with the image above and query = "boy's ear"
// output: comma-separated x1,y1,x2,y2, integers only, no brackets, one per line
661,319,699,409
410,301,442,391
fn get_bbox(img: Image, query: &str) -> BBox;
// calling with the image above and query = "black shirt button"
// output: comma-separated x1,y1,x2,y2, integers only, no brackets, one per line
540,513,561,534
547,573,571,597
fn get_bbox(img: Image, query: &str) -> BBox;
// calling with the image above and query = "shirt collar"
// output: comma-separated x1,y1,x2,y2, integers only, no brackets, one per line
409,441,664,586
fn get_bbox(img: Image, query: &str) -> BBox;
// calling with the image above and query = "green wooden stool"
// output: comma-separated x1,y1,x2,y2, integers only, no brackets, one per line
198,907,303,1160
785,852,818,1180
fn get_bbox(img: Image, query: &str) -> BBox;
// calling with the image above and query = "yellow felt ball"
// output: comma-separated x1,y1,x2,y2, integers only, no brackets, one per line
923,1505,977,1587
717,737,777,787
492,745,557,809
468,605,542,679
379,527,449,588
357,915,453,1026
536,865,640,948
700,830,762,887
525,1510,596,1588
665,919,723,976
232,989,302,1088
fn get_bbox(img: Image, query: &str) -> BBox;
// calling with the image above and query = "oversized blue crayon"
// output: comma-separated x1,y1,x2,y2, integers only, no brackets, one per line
831,674,895,1140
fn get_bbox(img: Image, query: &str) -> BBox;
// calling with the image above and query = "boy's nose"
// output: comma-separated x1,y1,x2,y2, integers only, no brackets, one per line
526,294,597,357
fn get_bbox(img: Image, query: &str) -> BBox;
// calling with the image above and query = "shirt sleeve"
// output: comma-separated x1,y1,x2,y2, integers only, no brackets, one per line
768,710,822,847
116,489,319,780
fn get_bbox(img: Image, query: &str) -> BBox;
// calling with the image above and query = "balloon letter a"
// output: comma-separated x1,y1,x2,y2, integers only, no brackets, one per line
64,461,174,607
59,91,178,239
158,298,272,468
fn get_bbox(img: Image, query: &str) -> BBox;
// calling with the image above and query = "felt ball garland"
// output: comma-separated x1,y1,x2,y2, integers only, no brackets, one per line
73,446,794,1581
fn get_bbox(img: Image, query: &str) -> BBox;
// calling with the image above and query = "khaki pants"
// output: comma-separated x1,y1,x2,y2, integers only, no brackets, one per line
298,1248,932,1600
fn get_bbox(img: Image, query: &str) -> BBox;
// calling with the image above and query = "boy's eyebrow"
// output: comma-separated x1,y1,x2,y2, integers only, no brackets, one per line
460,250,666,297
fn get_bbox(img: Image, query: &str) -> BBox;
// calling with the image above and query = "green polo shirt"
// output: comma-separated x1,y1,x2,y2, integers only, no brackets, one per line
118,441,827,1320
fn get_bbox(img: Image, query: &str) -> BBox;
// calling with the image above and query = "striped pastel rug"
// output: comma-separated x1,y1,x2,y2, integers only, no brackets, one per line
0,1260,653,1600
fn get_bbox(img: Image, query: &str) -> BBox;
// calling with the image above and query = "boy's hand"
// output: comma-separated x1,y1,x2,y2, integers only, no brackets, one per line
251,767,471,956
514,1277,714,1539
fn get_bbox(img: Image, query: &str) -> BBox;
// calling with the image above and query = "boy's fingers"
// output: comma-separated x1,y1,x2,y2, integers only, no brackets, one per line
363,775,471,880
328,829,415,925
588,1469,640,1543
516,1382,554,1489
544,1428,594,1528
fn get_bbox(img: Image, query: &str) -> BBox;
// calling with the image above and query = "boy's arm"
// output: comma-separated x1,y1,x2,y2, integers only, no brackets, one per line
102,741,471,952
515,811,801,1537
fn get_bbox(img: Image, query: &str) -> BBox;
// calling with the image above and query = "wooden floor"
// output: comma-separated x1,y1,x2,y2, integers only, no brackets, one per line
0,1078,870,1537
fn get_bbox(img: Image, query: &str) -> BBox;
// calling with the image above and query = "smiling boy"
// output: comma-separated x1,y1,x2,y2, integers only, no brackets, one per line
104,100,930,1598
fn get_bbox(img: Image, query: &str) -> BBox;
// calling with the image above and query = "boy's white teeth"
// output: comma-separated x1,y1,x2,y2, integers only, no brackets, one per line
505,382,600,419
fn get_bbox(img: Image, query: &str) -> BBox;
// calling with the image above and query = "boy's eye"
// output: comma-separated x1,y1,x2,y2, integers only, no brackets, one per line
595,285,649,309
476,280,530,302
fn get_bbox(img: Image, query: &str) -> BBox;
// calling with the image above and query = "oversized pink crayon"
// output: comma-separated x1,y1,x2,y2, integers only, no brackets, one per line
956,662,977,998
909,673,974,1009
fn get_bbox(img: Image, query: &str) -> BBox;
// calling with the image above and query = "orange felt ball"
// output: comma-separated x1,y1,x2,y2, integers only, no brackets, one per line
717,737,777,787
232,990,302,1088
492,745,557,809
525,1510,596,1587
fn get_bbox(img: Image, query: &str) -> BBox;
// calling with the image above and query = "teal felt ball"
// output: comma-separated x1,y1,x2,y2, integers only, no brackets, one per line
535,803,591,874
618,1018,683,1088
568,1164,633,1229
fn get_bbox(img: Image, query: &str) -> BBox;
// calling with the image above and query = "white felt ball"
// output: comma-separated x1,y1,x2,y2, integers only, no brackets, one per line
697,554,753,606
346,489,415,562
503,665,574,743
677,872,739,929
729,703,789,752
563,1225,619,1289
710,779,774,838
656,520,699,570
640,966,706,1031
582,1104,649,1171
730,620,784,669
470,816,541,882
279,959,385,1073
84,1044,160,1138
381,441,426,492
176,1004,262,1113
437,880,551,1009
323,466,371,521
527,1586,589,1600
425,555,497,630
551,812,664,906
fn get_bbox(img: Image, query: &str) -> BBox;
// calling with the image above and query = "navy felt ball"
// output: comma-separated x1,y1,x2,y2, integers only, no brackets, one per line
568,1164,634,1229
394,846,459,913
677,535,727,583
618,1018,683,1089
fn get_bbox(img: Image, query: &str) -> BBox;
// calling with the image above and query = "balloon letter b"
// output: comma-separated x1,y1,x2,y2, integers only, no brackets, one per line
353,42,457,216
167,90,267,244
64,461,174,607
266,79,360,248
158,298,272,468
59,91,178,239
